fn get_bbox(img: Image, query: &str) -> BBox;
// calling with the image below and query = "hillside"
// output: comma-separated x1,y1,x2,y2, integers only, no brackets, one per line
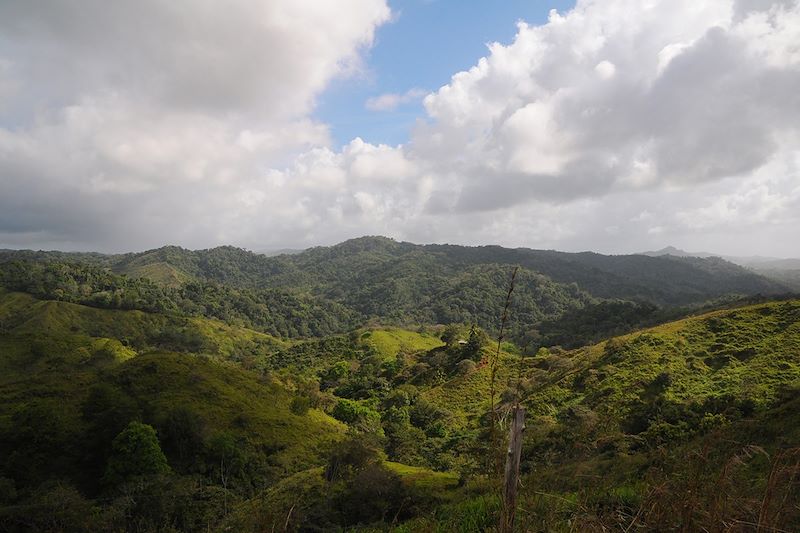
213,299,800,531
521,299,800,457
641,245,800,292
99,237,788,306
0,283,798,531
386,299,800,531
1,237,791,349
0,289,349,530
0,260,360,338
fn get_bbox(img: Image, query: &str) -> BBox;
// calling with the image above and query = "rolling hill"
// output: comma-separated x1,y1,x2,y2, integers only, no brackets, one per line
1,237,792,349
643,245,800,292
0,283,798,531
0,238,798,531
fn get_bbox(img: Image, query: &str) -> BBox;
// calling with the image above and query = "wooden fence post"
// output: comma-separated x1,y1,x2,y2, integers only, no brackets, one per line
501,405,526,532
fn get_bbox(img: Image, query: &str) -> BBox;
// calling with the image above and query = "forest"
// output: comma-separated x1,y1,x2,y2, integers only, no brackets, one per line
0,238,798,531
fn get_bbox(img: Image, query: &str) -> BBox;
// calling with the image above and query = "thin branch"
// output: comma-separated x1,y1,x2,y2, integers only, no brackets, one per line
489,266,518,475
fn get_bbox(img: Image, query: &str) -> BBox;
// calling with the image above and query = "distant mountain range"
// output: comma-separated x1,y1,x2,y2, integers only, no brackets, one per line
642,246,800,290
1,237,794,346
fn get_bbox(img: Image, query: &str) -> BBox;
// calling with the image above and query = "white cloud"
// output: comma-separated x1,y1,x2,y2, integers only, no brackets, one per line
594,60,616,79
0,0,392,250
365,88,427,111
415,0,800,208
0,0,799,257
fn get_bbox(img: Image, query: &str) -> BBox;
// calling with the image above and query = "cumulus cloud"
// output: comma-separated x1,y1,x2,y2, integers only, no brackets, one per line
415,0,800,210
365,88,427,111
0,0,392,250
0,0,799,256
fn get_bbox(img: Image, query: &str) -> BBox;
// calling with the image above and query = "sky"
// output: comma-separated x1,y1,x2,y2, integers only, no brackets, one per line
0,0,798,256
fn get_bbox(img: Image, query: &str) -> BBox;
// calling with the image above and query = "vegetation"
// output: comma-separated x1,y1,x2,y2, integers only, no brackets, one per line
0,260,359,338
2,236,790,347
0,239,797,531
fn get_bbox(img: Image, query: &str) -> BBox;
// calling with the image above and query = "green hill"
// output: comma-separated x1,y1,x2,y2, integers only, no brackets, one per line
0,289,350,530
521,299,800,441
451,299,800,531
2,236,791,349
210,299,800,531
0,259,797,530
0,260,360,339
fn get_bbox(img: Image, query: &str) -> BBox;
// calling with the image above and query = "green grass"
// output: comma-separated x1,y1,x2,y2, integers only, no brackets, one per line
118,261,192,288
0,290,287,363
359,327,444,361
108,352,346,470
2,285,799,531
385,462,459,492
227,461,461,532
421,349,521,429
0,290,345,497
523,300,800,425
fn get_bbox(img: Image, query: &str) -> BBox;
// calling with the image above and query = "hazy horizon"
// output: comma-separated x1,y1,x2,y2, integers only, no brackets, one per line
1,0,799,256
1,235,799,261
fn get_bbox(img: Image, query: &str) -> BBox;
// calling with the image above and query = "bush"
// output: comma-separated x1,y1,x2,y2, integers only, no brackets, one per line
331,399,382,433
290,396,313,415
324,438,381,482
156,407,207,471
104,422,171,487
410,399,451,431
456,359,476,375
332,464,408,526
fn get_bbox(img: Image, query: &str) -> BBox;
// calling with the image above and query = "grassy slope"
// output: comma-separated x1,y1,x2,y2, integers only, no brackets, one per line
360,328,444,361
0,289,344,491
227,462,460,532
0,289,288,362
421,351,517,429
122,261,192,288
3,285,798,530
384,301,800,531
107,352,345,471
524,300,800,423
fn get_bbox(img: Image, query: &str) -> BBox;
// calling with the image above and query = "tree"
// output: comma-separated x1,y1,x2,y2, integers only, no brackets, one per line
104,422,171,487
462,324,487,361
440,324,460,347
156,406,206,471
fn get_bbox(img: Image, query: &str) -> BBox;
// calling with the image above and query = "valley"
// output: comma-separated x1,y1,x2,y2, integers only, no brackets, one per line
0,238,798,531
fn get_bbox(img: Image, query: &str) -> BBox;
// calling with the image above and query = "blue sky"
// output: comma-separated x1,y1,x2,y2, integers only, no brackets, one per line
316,0,576,148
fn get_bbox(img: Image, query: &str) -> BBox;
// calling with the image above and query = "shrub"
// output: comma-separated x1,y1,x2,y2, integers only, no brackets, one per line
332,464,408,526
324,438,381,482
290,396,313,415
104,422,171,487
456,359,476,375
331,399,383,434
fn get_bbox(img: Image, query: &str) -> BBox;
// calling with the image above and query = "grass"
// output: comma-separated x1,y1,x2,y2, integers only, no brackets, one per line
381,300,800,531
0,290,346,496
523,300,800,426
117,261,192,288
108,352,347,470
0,290,287,363
421,348,521,429
2,285,799,531
385,462,459,492
359,327,444,361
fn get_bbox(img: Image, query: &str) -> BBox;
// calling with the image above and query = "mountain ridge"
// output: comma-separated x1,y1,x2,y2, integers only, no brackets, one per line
1,236,793,348
642,244,800,291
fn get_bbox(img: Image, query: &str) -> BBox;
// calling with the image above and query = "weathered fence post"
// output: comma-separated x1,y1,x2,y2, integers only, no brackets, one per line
501,405,526,532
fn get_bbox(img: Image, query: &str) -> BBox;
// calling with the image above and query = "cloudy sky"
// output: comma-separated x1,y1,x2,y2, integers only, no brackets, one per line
0,0,798,256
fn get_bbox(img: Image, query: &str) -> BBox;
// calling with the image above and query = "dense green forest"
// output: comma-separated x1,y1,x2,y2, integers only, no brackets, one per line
0,260,359,338
0,236,790,347
0,239,798,531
